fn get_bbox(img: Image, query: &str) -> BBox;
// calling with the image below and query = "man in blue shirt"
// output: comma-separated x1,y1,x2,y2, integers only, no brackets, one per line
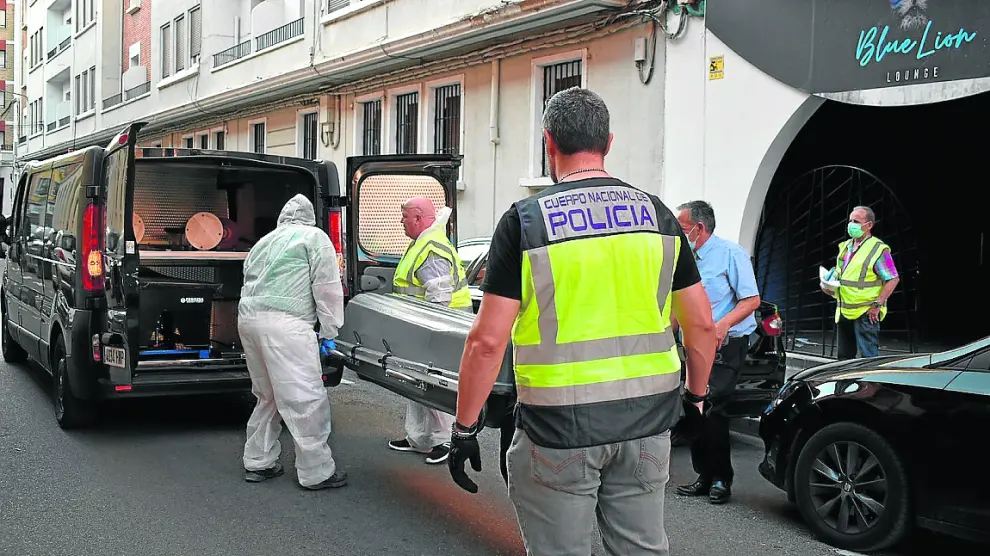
673,201,761,504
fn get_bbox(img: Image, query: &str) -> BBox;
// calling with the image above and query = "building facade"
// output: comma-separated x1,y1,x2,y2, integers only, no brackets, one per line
13,1,988,359
0,0,14,214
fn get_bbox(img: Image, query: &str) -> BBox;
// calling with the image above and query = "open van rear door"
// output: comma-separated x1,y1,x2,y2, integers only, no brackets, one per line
101,122,145,386
343,154,462,296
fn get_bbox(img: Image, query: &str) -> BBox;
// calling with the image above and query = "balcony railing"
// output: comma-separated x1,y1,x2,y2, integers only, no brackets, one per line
213,40,251,68
0,145,13,151
18,135,26,144
46,121,56,132
124,81,150,100
47,46,58,60
103,93,122,110
255,18,304,52
59,37,70,50
59,116,70,127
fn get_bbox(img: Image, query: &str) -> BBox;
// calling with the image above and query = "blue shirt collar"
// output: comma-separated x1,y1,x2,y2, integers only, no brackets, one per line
695,234,719,260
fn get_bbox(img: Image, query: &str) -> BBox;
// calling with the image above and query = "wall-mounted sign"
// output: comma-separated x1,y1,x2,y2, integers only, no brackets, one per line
707,0,990,94
709,55,724,80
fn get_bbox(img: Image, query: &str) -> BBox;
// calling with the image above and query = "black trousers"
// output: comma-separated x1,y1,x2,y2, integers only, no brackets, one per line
689,335,748,485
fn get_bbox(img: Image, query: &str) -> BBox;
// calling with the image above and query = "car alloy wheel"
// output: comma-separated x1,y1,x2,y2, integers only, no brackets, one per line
808,440,888,535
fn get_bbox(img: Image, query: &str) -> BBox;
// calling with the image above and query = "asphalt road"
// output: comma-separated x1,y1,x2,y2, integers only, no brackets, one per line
0,360,982,556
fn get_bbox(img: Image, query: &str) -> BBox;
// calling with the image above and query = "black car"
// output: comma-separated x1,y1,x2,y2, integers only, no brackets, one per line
758,338,990,551
464,249,788,419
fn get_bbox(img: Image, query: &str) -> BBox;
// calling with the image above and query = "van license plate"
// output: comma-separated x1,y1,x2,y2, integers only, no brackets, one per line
104,346,127,368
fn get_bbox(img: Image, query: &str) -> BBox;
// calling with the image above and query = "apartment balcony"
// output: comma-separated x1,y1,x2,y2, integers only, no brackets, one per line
255,18,304,52
213,41,252,69
103,66,151,113
45,101,71,133
46,28,72,61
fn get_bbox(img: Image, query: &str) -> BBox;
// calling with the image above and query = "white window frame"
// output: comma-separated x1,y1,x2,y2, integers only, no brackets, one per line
386,83,423,155
296,107,320,159
195,131,209,149
248,118,267,154
523,48,588,188
210,125,226,149
425,75,465,186
181,135,194,148
353,91,384,156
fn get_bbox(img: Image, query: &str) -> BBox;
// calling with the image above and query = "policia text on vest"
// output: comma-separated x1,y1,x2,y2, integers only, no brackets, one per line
511,182,689,450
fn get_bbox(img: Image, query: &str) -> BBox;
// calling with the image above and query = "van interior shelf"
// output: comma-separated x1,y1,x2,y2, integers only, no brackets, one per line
138,251,249,261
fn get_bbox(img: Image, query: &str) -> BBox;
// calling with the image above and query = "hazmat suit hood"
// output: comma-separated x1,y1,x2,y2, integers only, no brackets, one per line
420,206,452,237
277,194,317,227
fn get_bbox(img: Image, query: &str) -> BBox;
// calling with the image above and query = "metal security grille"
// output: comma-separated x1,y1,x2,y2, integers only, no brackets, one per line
161,24,171,78
252,122,265,153
362,100,381,155
302,112,318,160
541,60,582,176
357,175,447,258
433,84,461,155
755,165,919,357
394,92,419,154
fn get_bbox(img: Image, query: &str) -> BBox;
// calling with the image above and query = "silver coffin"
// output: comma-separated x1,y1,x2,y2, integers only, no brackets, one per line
330,293,516,427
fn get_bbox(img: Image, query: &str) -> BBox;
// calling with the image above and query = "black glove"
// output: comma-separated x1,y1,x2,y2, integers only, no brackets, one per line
448,422,482,493
671,397,706,444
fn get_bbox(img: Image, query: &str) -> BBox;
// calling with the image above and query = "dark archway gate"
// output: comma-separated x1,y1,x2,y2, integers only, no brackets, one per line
754,165,920,358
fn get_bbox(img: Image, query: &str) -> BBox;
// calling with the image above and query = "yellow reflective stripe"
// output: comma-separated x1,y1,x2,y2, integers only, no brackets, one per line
657,235,676,315
393,285,426,295
516,351,680,389
517,372,680,406
515,237,677,366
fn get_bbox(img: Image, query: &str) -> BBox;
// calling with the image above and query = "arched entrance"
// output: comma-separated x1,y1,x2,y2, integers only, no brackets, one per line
754,93,990,357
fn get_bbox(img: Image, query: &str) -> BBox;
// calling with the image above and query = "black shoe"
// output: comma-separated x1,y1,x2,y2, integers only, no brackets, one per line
388,438,429,453
676,478,711,496
424,443,450,465
244,462,284,483
301,471,349,490
709,480,731,504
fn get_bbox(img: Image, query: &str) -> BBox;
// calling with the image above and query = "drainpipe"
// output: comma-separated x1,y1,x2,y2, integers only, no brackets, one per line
489,59,501,229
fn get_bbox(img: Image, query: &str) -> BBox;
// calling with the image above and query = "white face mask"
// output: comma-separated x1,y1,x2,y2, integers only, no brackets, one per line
687,225,701,251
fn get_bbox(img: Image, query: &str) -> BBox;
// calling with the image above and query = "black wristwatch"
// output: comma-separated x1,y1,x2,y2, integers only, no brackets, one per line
453,420,481,437
683,386,710,404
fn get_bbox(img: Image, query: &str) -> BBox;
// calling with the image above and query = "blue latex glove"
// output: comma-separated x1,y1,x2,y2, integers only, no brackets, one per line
319,338,336,357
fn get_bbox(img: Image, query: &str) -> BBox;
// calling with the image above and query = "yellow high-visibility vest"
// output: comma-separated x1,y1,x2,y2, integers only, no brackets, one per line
834,236,889,323
511,180,683,449
392,226,472,309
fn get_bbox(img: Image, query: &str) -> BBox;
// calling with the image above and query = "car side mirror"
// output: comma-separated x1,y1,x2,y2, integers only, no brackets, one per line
360,274,381,293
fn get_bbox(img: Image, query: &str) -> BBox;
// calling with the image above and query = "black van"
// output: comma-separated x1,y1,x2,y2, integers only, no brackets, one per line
0,123,347,428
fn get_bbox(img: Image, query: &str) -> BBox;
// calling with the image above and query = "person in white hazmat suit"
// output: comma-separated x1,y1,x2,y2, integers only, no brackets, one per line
238,193,348,490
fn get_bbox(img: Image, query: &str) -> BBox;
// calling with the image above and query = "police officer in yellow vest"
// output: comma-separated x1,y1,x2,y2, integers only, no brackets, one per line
828,206,900,359
387,196,472,465
446,87,717,556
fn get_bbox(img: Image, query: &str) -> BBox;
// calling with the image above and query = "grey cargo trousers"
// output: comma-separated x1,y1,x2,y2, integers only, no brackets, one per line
506,427,671,556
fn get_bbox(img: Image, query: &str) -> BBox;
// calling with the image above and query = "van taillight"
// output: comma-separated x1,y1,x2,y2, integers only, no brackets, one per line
328,209,347,294
82,203,105,292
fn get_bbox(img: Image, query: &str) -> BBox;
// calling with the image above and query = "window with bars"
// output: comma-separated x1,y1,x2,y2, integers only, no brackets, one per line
189,5,202,63
175,15,186,72
394,92,419,154
161,23,171,78
252,122,266,153
540,59,583,176
301,112,318,160
360,100,381,155
432,84,461,155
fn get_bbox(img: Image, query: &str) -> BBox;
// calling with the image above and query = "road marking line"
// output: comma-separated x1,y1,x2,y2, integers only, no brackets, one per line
833,550,869,556
340,378,354,385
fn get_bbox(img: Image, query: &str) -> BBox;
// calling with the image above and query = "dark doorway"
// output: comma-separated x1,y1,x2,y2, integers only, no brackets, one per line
755,92,990,357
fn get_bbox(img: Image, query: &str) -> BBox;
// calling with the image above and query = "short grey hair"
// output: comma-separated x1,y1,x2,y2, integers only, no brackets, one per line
677,200,716,233
542,87,610,155
852,205,876,224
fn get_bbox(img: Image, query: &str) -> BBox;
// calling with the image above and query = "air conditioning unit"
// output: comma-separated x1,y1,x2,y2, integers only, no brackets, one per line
126,0,142,15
